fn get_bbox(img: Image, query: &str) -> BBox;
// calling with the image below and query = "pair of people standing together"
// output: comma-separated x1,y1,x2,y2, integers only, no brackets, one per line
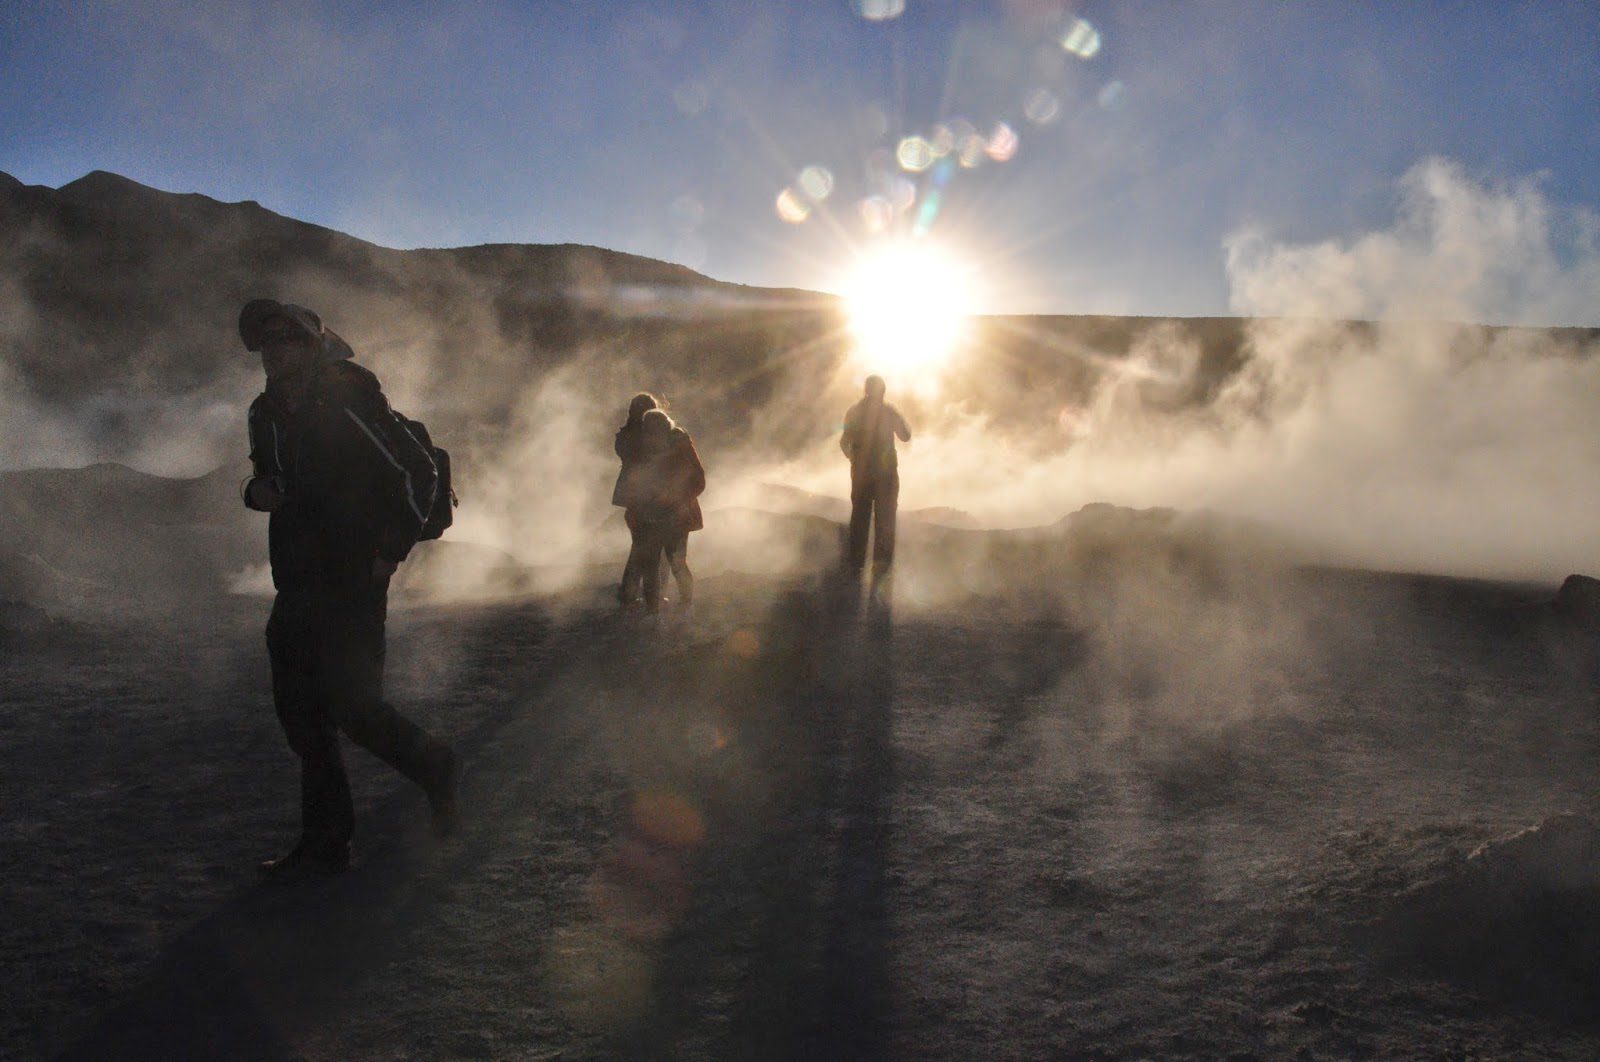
613,394,705,614
610,374,911,611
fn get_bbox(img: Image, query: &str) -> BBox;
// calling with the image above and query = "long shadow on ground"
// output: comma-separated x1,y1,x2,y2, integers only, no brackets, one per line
58,574,905,1060
54,601,591,1061
613,573,898,1060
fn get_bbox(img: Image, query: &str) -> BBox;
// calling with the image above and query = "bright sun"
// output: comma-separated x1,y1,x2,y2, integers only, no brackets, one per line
843,241,978,385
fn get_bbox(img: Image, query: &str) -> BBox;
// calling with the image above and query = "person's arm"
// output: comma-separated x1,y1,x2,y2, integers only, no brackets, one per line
893,406,911,443
242,397,286,511
840,406,858,459
682,435,706,497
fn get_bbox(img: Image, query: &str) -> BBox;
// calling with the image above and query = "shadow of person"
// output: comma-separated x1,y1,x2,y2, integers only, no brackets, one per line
56,863,418,1061
822,563,863,618
814,588,896,1058
867,570,894,628
717,572,898,1058
56,602,584,1061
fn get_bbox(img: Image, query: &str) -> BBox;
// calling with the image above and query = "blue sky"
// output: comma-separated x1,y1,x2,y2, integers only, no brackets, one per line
3,1,1597,318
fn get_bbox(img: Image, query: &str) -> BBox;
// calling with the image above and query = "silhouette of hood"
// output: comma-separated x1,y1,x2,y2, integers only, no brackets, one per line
238,298,354,360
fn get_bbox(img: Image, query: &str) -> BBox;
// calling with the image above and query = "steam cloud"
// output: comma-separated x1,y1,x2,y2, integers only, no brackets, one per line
6,158,1600,594
762,159,1600,582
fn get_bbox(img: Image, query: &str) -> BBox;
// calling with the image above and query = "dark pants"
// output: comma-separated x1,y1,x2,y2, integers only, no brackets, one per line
848,469,899,576
266,582,449,856
621,512,691,612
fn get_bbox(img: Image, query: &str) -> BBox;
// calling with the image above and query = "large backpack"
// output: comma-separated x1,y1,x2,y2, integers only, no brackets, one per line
399,414,457,540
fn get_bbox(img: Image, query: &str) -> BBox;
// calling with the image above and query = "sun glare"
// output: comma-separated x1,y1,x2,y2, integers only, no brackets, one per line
843,241,978,386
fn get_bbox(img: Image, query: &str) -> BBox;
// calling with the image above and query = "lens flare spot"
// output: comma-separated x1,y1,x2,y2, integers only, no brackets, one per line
889,176,917,212
545,925,655,1031
896,136,935,173
775,187,811,224
858,196,893,234
958,134,987,168
590,837,691,941
843,239,980,383
986,122,1019,162
855,103,890,141
913,190,942,236
728,628,761,658
1061,17,1102,59
929,124,956,158
798,165,835,202
854,0,905,20
1097,80,1126,109
631,789,707,849
1024,87,1060,125
673,80,709,116
670,194,704,230
945,118,979,163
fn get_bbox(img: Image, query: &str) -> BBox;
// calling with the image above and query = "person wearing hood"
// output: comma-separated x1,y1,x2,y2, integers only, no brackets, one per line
239,298,460,884
617,408,705,614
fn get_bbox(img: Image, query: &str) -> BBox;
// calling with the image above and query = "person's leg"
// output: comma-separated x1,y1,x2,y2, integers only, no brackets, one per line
266,590,354,862
639,521,667,613
872,469,899,577
848,472,874,572
665,528,692,606
620,509,645,605
321,587,456,821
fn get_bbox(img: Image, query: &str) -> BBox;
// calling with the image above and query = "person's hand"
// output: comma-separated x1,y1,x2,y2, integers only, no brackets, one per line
246,476,288,511
371,557,398,583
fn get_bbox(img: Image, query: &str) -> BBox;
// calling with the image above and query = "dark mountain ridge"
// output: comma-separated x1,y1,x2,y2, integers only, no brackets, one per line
8,170,1596,476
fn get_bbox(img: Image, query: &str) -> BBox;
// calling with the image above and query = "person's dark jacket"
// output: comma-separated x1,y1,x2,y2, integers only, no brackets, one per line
612,421,648,507
841,397,911,479
245,361,438,592
620,428,706,532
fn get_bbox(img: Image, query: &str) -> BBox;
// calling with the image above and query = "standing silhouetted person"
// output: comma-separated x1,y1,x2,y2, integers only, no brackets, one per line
239,299,459,884
618,408,705,614
841,374,911,585
613,392,659,606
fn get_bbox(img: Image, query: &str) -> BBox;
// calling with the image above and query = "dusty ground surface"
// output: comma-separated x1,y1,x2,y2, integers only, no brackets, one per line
6,558,1600,1060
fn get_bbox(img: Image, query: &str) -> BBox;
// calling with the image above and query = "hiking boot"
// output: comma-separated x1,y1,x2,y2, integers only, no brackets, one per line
427,748,462,838
258,842,350,885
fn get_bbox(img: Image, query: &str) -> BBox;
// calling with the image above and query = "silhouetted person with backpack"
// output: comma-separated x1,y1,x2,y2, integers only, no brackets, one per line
239,299,460,884
618,408,705,614
841,374,911,589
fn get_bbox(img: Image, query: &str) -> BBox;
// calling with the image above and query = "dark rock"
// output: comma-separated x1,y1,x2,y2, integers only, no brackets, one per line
1554,574,1600,627
1466,812,1600,893
1377,814,1600,1017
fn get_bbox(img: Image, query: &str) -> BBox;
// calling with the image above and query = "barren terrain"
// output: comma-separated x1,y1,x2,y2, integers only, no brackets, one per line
6,535,1600,1059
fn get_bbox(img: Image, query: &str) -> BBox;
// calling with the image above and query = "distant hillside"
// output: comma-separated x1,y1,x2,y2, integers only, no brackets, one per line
0,170,845,467
12,170,1598,469
0,171,1311,474
0,463,257,610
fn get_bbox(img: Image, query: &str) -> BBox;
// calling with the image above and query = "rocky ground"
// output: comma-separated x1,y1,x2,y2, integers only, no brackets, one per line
5,557,1600,1060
